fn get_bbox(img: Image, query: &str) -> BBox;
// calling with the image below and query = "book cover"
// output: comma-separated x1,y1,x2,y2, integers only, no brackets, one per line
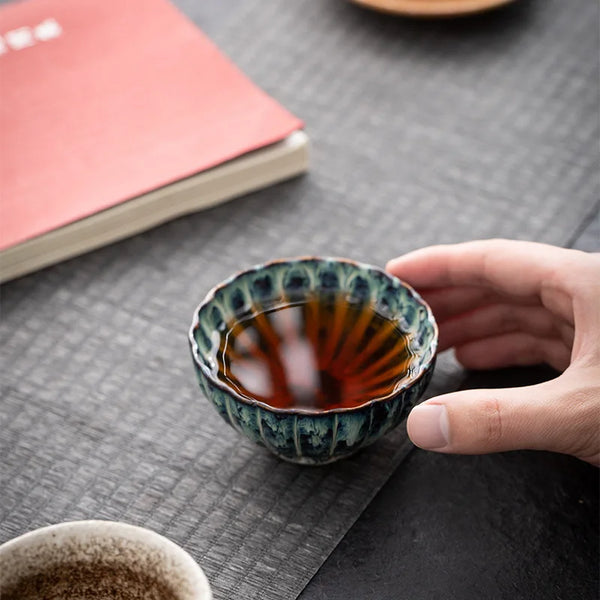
0,0,304,258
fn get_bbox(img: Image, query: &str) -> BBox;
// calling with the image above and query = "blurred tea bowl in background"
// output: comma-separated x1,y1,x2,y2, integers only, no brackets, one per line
189,257,438,465
349,0,517,17
0,520,212,600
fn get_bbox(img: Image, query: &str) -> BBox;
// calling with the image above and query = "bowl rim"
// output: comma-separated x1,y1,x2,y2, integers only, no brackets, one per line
188,256,438,415
0,520,212,599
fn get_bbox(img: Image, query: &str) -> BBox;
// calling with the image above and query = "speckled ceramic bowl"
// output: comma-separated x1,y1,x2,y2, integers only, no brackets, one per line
0,521,212,600
189,257,437,465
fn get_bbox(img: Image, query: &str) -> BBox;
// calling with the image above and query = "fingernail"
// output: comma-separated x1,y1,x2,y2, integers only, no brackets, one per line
408,404,450,450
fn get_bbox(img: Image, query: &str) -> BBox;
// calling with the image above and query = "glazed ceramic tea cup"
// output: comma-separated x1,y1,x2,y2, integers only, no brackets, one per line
0,520,212,600
189,257,438,465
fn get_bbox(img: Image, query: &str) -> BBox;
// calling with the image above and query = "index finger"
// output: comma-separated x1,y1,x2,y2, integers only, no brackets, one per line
386,239,568,298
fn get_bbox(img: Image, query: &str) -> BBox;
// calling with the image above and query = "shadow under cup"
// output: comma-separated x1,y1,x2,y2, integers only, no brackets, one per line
189,257,438,465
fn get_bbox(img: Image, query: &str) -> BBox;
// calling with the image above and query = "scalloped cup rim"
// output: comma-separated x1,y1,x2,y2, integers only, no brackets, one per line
189,256,438,416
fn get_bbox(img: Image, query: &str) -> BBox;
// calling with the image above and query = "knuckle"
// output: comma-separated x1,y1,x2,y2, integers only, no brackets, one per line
561,251,600,293
479,397,504,445
496,305,515,334
515,336,543,365
570,381,599,407
557,374,600,460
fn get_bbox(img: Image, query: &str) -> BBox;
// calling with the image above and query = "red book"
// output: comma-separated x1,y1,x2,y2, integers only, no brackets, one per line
0,0,308,281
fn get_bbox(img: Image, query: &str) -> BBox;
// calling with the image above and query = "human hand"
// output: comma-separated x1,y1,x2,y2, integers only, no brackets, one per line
386,239,600,465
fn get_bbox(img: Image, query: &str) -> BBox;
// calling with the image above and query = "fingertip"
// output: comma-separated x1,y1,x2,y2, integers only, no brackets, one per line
385,257,401,274
386,247,432,277
407,403,450,450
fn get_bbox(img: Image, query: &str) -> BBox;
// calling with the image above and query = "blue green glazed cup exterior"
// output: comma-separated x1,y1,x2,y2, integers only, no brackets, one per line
189,257,438,465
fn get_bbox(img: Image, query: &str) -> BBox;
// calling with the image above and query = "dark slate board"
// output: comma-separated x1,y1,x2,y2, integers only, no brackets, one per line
300,365,600,600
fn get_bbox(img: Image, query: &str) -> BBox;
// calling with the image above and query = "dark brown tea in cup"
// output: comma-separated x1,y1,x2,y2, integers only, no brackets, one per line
2,561,180,600
214,294,414,410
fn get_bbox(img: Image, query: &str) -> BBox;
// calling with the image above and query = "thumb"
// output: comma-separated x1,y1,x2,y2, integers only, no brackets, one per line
406,372,600,464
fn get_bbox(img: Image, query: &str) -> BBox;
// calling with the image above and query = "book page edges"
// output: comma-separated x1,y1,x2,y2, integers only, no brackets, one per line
0,131,309,283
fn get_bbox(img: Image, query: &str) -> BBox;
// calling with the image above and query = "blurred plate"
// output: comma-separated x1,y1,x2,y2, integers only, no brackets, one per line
350,0,517,16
